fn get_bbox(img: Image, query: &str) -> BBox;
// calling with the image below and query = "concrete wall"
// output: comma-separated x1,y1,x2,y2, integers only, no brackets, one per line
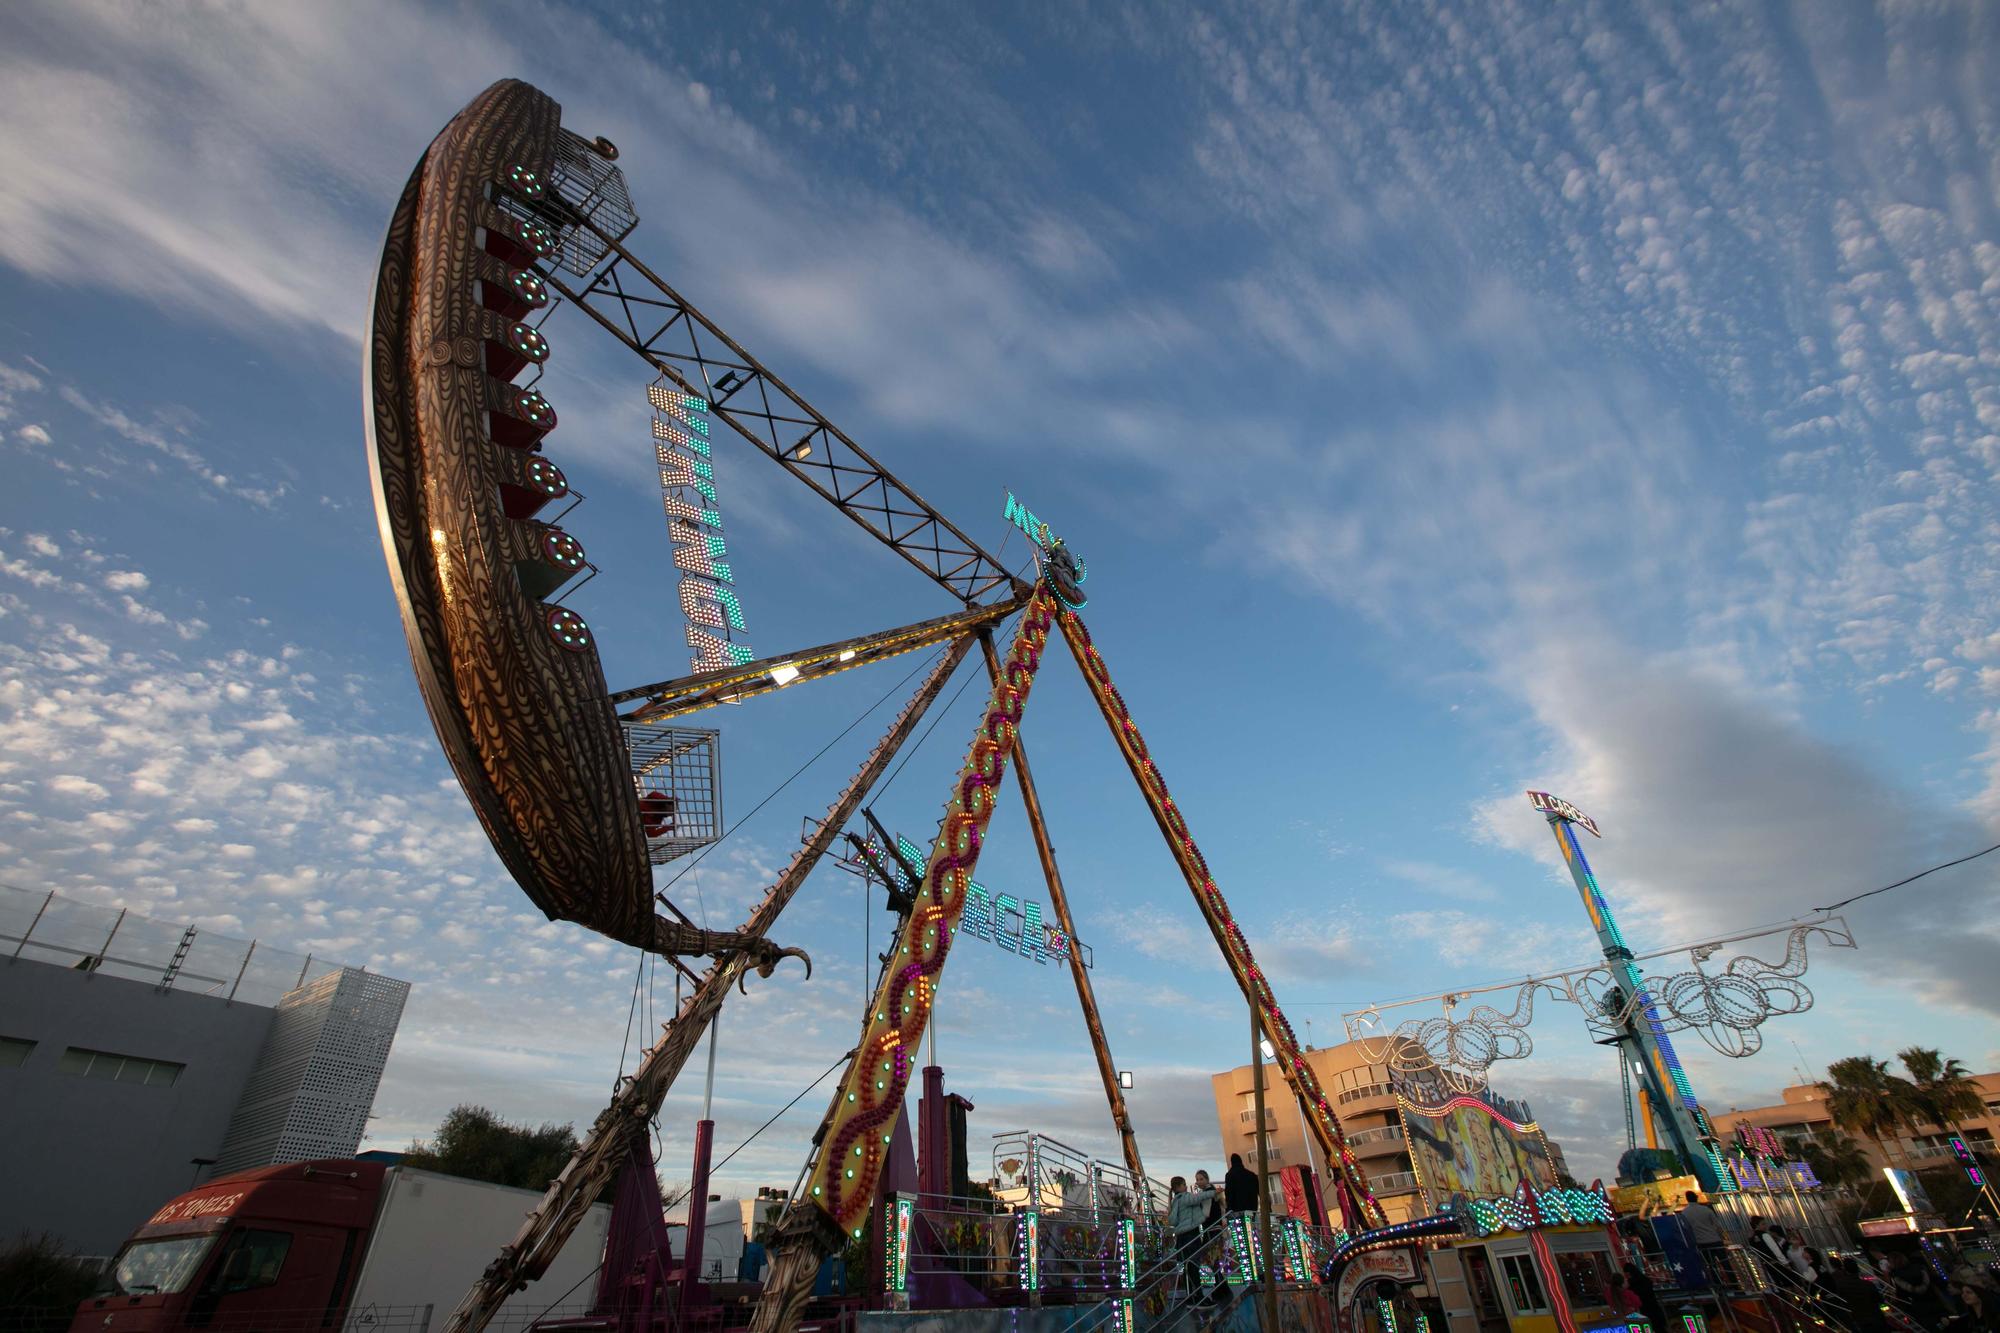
0,954,275,1255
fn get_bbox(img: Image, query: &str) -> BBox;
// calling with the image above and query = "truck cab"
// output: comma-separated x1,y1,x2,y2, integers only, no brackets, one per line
71,1160,387,1332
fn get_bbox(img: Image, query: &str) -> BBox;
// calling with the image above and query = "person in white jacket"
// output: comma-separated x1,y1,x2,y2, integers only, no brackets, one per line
1168,1176,1218,1296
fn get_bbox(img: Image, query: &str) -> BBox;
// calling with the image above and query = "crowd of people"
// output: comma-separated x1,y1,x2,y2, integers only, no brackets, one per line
1672,1191,1999,1333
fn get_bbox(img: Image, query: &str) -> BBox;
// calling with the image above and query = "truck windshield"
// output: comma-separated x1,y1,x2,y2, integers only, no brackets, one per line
106,1235,219,1295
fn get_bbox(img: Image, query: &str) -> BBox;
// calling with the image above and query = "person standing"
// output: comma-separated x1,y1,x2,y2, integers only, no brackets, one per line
1625,1261,1669,1333
1168,1176,1211,1298
1946,1281,2000,1333
1677,1192,1727,1286
1225,1153,1260,1216
1825,1257,1890,1333
1890,1251,1950,1329
1194,1169,1226,1303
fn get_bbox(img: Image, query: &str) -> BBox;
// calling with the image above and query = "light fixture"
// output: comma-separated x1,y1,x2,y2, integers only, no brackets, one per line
1118,1070,1133,1089
788,436,814,461
1260,1038,1276,1060
769,663,801,686
714,370,741,393
837,649,857,662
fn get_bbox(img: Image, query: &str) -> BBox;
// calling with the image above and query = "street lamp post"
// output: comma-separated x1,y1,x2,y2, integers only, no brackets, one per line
1252,1015,1278,1330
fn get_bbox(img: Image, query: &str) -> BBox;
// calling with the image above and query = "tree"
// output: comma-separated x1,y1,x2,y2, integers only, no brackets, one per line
1819,1056,1922,1169
1896,1047,1984,1143
404,1104,584,1192
1785,1131,1872,1195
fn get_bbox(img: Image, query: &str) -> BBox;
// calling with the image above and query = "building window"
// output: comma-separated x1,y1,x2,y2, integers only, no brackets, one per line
1500,1254,1550,1315
0,1036,33,1068
56,1046,184,1086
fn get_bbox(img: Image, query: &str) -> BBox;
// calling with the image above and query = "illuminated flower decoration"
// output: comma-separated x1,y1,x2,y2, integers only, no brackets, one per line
1635,921,1851,1058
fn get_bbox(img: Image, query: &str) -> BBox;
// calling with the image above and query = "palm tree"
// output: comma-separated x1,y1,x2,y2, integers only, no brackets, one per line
1785,1131,1873,1196
1897,1047,1985,1150
1819,1056,1923,1170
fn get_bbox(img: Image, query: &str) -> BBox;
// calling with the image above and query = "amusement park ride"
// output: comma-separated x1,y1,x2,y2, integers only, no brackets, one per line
364,79,1400,1333
366,79,1866,1333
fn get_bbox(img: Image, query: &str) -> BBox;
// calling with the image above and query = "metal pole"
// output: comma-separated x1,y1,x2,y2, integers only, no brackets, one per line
1055,609,1387,1229
91,909,127,976
1253,1012,1278,1330
226,941,256,1003
294,952,313,991
9,890,53,960
447,637,976,1333
981,634,1148,1187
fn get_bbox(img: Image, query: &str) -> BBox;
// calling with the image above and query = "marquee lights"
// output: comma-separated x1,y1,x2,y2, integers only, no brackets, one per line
806,591,1057,1233
846,833,1087,968
504,163,545,199
1527,790,1600,838
516,388,555,429
1463,1182,1616,1237
545,605,592,653
650,380,753,672
508,323,549,364
524,456,568,498
510,269,548,307
887,1197,912,1293
1003,492,1088,609
1379,1299,1399,1333
540,528,586,572
1018,1209,1041,1292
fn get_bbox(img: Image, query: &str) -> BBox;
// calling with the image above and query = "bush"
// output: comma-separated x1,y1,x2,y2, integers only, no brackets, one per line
0,1232,100,1333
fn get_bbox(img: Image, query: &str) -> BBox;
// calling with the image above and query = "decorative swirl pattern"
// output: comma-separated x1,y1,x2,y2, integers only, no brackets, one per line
1056,609,1388,1230
1344,919,1854,1088
810,587,1059,1232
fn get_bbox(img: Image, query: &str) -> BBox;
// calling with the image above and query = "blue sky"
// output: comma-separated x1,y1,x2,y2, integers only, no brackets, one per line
2,0,1997,1198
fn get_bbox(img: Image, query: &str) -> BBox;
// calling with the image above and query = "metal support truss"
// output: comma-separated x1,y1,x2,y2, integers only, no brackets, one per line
979,633,1148,1191
443,638,976,1333
747,588,1060,1333
1055,607,1390,1230
614,595,1024,723
541,231,1023,606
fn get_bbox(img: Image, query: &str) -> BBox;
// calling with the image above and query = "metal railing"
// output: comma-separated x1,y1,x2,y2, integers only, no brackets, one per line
989,1130,1167,1216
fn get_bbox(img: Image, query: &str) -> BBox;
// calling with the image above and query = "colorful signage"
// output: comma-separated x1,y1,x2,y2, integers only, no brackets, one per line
1526,790,1600,838
1002,491,1087,608
651,383,754,672
1402,1093,1557,1207
848,831,1093,969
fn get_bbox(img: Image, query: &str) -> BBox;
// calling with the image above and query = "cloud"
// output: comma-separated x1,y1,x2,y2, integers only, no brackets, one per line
16,424,50,446
102,570,148,592
1473,636,2000,1016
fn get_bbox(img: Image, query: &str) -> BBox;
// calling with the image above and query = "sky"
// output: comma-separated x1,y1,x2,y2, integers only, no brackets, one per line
1,0,1998,1209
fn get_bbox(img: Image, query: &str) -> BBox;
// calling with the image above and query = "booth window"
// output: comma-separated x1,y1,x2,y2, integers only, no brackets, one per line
0,1036,34,1068
1500,1254,1550,1314
1556,1250,1614,1307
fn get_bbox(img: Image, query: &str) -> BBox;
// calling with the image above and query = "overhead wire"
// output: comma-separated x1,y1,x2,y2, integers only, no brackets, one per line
654,643,949,899
659,1050,852,1212
1811,839,2000,912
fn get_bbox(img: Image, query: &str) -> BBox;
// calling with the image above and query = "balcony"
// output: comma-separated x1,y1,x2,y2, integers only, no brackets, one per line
1365,1170,1421,1195
1347,1125,1407,1156
1336,1082,1398,1109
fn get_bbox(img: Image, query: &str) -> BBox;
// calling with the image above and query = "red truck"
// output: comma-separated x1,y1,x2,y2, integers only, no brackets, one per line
71,1158,610,1332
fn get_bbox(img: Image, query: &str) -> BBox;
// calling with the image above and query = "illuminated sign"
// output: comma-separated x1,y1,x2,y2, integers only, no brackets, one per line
651,383,754,672
1884,1167,1935,1216
1526,790,1600,838
1003,492,1087,609
1949,1136,1987,1188
845,830,1092,969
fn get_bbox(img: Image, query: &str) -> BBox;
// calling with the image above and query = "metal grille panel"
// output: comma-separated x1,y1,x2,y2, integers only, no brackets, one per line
622,723,723,865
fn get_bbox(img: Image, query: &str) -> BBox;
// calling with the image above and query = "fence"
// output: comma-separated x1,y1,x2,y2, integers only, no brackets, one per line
0,881,346,1007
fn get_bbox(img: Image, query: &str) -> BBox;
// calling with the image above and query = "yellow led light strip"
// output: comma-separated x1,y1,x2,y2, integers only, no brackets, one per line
619,596,1025,723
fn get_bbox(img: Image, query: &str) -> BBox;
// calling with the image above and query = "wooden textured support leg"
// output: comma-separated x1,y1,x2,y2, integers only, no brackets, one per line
443,636,977,1333
748,589,1060,1333
979,633,1148,1194
1055,608,1390,1230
